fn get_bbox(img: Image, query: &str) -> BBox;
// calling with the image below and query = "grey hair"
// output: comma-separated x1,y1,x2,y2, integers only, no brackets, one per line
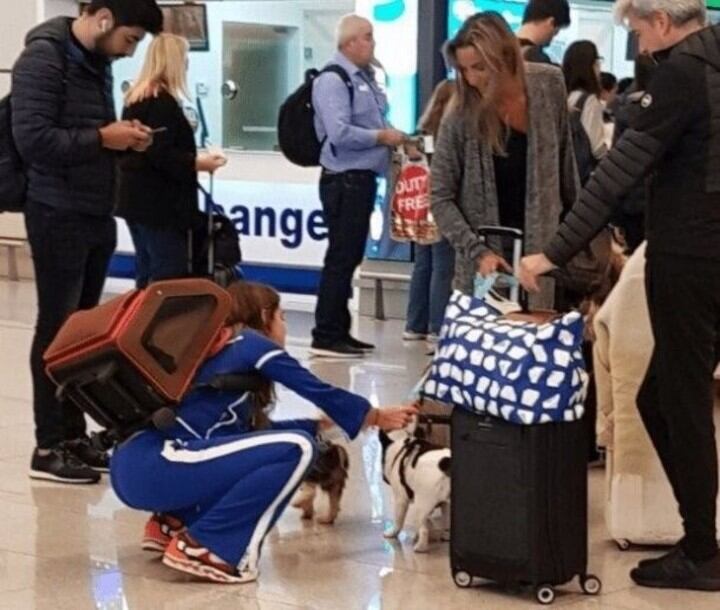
614,0,707,25
335,14,372,48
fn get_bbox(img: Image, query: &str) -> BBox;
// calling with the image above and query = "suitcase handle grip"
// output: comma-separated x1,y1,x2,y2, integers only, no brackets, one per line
474,226,529,312
475,226,524,241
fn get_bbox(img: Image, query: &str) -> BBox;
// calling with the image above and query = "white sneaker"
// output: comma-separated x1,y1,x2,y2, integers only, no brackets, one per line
426,333,440,343
403,331,427,341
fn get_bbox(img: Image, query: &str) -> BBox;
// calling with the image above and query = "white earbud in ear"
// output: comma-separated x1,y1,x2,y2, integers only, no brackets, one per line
100,19,109,33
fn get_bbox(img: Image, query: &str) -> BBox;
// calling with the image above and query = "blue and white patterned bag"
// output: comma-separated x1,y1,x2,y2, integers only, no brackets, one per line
422,291,588,425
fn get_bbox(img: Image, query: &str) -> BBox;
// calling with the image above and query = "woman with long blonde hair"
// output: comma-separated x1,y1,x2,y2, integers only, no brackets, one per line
116,33,226,288
431,12,579,308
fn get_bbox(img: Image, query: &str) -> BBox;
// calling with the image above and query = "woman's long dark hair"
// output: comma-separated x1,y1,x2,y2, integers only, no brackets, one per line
224,281,281,429
563,40,602,96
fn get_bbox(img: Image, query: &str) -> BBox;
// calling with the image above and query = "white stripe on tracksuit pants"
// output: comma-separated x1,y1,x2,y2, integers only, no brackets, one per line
110,429,316,571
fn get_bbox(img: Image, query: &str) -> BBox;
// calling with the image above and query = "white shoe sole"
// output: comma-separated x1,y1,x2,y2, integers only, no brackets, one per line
28,469,99,484
162,553,258,584
308,347,363,359
142,540,169,553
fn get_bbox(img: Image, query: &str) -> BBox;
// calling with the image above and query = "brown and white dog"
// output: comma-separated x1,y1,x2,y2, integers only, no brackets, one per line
292,440,349,525
380,422,451,553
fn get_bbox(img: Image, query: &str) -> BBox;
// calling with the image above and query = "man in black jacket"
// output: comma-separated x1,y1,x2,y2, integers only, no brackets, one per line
12,0,162,484
520,0,720,590
516,0,571,64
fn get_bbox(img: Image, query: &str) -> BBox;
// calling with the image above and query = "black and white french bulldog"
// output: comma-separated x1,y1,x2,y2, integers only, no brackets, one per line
379,421,451,553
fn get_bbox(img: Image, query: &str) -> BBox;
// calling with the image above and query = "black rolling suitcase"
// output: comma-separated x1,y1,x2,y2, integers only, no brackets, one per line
447,227,601,604
189,176,242,287
451,409,600,604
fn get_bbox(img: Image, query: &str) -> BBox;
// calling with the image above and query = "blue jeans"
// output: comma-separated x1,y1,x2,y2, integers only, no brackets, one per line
405,239,455,335
128,223,188,289
313,170,377,344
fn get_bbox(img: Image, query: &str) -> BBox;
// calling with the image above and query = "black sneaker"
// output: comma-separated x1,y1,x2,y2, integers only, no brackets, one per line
29,447,101,484
637,546,681,569
630,547,720,591
309,340,364,359
64,436,110,473
346,336,375,352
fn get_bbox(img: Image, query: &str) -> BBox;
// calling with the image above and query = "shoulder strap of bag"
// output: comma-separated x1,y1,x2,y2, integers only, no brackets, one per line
574,92,592,114
319,65,355,159
321,64,354,106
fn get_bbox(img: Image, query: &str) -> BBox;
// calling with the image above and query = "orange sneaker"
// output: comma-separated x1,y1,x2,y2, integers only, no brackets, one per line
141,513,185,553
162,532,258,584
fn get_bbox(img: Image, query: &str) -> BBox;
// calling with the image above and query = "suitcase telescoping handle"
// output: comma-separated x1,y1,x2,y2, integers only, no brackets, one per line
475,225,529,312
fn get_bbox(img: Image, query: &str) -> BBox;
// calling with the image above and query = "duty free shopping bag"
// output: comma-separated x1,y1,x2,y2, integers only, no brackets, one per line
389,151,440,245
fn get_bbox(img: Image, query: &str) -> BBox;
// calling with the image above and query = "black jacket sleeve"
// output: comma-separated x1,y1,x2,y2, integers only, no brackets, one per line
123,94,196,182
11,40,102,167
543,60,701,266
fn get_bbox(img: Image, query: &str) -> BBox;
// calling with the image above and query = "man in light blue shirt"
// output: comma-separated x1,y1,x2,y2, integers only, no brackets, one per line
310,14,406,358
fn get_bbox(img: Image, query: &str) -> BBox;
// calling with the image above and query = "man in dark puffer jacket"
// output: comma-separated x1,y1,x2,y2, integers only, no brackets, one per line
13,0,162,484
520,0,720,591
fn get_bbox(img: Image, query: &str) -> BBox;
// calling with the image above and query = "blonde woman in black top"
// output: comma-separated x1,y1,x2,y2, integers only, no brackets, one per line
116,33,225,288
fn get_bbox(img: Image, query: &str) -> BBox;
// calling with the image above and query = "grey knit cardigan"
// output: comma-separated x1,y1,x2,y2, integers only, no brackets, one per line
430,63,579,308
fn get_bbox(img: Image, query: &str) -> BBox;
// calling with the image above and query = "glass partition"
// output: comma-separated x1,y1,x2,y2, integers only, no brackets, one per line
222,22,298,151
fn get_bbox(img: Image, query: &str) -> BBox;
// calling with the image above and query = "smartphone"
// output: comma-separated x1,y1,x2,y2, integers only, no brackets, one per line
150,126,167,134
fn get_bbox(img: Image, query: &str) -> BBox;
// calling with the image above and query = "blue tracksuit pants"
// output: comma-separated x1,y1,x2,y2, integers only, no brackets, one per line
110,429,317,570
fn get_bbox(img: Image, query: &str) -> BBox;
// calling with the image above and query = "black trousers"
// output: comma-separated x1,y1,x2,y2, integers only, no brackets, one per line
637,254,720,560
312,170,376,344
25,203,116,449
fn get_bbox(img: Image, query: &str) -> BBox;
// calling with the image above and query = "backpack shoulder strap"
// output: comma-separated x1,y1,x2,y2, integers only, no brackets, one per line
574,91,592,113
321,64,354,105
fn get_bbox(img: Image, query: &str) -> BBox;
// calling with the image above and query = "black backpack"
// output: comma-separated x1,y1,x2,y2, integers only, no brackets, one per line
192,185,242,286
0,95,27,213
277,65,353,167
0,41,68,213
569,92,598,186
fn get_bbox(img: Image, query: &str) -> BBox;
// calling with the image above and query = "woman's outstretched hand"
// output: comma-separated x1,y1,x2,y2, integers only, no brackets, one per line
365,405,419,432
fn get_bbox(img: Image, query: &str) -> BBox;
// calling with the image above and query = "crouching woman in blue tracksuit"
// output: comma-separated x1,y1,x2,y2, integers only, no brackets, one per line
110,281,416,584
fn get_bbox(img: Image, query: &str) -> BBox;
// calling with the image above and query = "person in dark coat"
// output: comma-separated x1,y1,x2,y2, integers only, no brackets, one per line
521,0,720,590
116,33,226,288
12,0,162,484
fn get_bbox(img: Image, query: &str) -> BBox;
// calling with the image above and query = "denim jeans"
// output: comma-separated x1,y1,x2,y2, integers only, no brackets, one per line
313,170,376,344
128,223,188,289
25,202,116,449
405,238,455,335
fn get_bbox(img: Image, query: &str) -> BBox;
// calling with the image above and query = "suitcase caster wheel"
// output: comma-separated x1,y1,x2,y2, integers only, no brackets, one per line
616,539,631,551
581,575,602,596
536,585,555,605
453,571,473,588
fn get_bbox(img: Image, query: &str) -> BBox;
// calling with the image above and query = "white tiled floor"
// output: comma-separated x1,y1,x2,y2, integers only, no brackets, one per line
0,278,716,609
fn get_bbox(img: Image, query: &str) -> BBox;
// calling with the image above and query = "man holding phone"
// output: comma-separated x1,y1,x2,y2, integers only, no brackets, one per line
12,0,163,484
